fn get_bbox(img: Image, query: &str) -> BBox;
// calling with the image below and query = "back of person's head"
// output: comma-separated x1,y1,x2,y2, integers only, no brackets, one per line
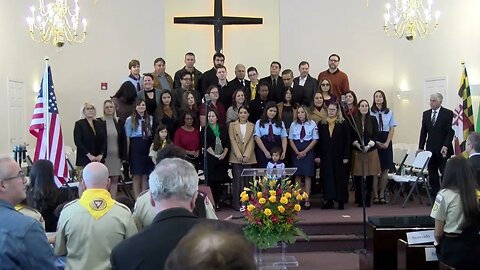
442,156,480,227
165,223,255,270
149,158,197,202
468,132,480,153
27,159,57,211
82,162,109,189
155,144,187,164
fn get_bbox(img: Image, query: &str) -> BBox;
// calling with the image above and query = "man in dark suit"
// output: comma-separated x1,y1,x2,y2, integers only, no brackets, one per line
173,52,203,91
199,52,225,96
418,93,454,196
467,132,480,187
282,69,306,106
110,158,235,270
294,61,318,107
259,61,284,103
229,64,251,99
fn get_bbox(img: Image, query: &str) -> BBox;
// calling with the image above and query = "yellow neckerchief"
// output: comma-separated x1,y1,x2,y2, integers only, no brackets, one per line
250,83,257,100
79,189,115,220
326,117,338,137
15,204,25,211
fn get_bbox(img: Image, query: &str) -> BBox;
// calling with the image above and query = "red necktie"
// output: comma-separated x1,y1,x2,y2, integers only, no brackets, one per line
300,124,306,140
268,122,274,142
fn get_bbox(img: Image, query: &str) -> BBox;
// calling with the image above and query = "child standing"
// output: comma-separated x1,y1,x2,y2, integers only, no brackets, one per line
266,146,286,180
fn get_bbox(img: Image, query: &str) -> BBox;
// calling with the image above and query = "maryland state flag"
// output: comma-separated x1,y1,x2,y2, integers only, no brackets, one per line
453,65,475,156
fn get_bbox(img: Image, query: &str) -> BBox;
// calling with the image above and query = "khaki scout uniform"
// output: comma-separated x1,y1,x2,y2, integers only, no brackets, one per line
132,190,157,230
16,204,45,230
55,193,138,270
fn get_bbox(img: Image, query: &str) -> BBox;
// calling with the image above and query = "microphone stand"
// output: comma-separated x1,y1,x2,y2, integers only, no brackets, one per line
203,98,211,187
341,103,368,253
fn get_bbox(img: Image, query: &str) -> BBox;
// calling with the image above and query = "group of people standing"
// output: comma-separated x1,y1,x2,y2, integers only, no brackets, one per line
73,52,398,212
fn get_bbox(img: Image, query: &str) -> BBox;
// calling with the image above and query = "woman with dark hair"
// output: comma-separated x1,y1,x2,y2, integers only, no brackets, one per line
74,102,106,181
154,90,177,136
111,81,137,122
342,90,358,119
229,105,256,211
174,111,201,168
318,78,337,106
180,92,200,128
100,100,127,198
351,99,381,207
201,109,230,208
137,73,162,118
431,156,480,269
125,99,154,198
277,88,298,133
317,102,351,210
310,91,327,124
199,85,226,127
27,160,74,232
226,89,247,125
149,123,171,164
254,101,288,168
370,90,397,204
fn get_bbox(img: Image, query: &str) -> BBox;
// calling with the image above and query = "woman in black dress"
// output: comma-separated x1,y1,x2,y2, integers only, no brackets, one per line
201,109,230,208
317,102,350,210
155,89,178,136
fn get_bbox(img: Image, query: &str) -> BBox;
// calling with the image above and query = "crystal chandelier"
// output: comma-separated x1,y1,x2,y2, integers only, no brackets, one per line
26,0,87,48
383,0,440,41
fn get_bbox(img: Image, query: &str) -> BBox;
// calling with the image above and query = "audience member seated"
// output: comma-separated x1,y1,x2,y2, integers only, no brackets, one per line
165,223,255,270
55,162,137,270
27,159,75,232
0,155,56,269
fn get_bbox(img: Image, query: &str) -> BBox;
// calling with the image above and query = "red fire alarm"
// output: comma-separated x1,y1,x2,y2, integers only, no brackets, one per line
101,82,108,90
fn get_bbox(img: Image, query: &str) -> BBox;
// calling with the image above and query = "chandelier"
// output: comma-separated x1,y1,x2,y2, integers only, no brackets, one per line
26,0,87,48
383,0,440,41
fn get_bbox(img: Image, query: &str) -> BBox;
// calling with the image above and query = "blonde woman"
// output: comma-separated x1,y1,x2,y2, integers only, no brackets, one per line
99,100,127,198
73,102,106,181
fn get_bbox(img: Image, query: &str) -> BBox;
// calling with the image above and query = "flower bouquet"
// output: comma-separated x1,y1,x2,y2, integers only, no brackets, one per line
240,177,309,249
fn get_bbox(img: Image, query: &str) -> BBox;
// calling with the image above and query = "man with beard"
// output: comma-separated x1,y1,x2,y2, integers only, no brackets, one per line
317,54,350,99
199,52,225,96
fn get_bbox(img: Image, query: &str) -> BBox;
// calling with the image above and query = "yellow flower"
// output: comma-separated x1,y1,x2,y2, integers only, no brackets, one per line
269,195,276,203
269,180,276,188
302,192,309,199
240,191,247,198
296,194,303,201
269,190,276,196
259,198,266,204
294,204,301,212
284,192,292,199
277,205,285,213
264,208,272,216
247,204,255,212
240,194,249,202
257,192,263,198
280,196,288,204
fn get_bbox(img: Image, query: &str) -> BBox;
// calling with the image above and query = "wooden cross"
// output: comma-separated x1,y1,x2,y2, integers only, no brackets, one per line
174,0,263,53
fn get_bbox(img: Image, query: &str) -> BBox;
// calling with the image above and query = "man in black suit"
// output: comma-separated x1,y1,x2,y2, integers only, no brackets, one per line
199,52,225,95
259,61,284,102
418,93,454,196
229,64,251,99
293,61,318,107
173,52,203,91
282,69,306,106
110,158,216,270
466,132,480,187
216,65,235,109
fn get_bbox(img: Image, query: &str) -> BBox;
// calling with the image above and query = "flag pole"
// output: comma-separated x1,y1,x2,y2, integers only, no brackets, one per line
43,57,50,160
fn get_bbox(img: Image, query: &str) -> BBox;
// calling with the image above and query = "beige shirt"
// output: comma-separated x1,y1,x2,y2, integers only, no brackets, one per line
16,205,45,230
133,190,157,230
55,199,138,270
430,189,464,234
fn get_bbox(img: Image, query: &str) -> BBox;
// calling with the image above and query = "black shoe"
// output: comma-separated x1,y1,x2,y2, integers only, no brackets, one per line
322,200,333,209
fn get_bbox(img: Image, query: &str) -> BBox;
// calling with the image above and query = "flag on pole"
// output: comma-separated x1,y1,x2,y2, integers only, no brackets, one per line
453,65,474,156
29,64,68,187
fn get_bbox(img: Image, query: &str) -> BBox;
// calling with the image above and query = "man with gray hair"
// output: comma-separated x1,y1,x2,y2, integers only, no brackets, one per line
418,93,454,197
55,162,137,270
0,155,56,269
111,158,234,270
466,132,480,186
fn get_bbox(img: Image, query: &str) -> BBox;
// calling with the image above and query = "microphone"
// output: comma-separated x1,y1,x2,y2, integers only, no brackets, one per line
204,94,211,104
340,95,347,108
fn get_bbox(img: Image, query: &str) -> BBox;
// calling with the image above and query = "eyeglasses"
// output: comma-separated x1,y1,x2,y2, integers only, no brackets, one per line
2,171,27,183
321,84,330,86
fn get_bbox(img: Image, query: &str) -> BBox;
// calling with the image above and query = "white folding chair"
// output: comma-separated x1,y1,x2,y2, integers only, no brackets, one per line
388,148,408,180
392,150,432,207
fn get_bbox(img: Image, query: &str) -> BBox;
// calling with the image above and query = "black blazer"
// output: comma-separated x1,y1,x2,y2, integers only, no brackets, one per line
418,107,454,156
73,119,106,166
469,155,480,187
97,117,128,161
293,75,318,107
259,75,284,103
201,124,230,153
229,78,251,100
351,115,379,152
218,83,235,110
199,67,218,96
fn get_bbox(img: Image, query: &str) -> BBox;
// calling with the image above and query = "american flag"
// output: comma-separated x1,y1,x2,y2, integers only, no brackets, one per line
29,64,68,187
